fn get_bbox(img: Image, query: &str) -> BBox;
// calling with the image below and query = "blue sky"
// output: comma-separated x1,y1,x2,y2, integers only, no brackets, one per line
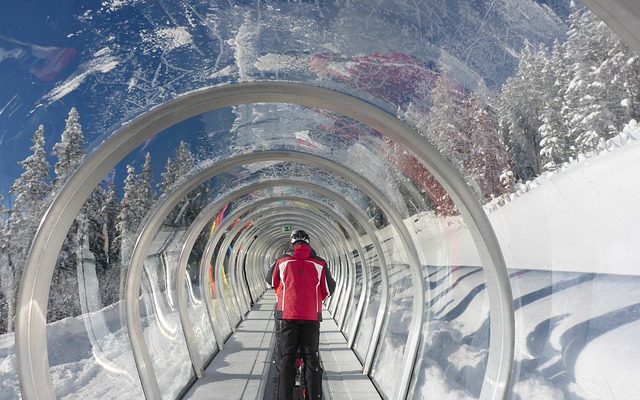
0,0,571,208
0,1,100,202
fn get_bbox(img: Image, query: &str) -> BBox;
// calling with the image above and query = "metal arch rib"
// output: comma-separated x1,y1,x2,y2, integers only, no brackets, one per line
245,201,376,349
233,212,348,316
124,161,411,399
16,81,512,400
200,198,343,342
215,200,345,296
124,150,423,398
231,200,368,316
126,156,413,399
217,210,342,316
223,212,345,321
224,209,348,291
172,200,323,368
188,193,369,301
228,204,364,309
177,189,383,366
207,179,397,359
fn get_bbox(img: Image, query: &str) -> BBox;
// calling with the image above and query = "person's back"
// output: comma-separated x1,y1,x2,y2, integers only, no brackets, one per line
268,230,335,400
273,242,330,322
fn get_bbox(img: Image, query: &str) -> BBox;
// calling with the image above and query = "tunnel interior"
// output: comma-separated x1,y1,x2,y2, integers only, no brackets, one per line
1,1,640,400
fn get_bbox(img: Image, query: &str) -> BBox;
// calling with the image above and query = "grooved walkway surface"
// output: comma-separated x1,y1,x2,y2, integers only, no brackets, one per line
319,311,381,400
182,291,381,400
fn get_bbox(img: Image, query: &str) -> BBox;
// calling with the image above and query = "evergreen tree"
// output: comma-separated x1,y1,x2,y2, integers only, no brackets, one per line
115,156,157,306
561,6,587,151
498,44,548,181
116,165,140,307
424,75,510,200
10,126,51,219
597,17,640,133
5,125,51,331
139,152,155,213
103,180,120,267
81,185,107,296
53,107,84,190
160,141,195,195
161,141,204,226
117,153,155,238
562,8,617,154
466,95,512,199
118,155,155,236
424,74,471,173
99,180,121,306
49,108,88,322
160,159,177,195
119,164,140,233
539,40,573,172
0,195,7,334
614,44,640,121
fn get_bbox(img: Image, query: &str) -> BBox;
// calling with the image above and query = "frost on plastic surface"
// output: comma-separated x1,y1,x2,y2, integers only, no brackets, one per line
1,0,566,200
225,103,435,218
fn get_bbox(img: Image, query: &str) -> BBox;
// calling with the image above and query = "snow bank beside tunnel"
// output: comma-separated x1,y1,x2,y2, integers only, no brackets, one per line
407,122,640,275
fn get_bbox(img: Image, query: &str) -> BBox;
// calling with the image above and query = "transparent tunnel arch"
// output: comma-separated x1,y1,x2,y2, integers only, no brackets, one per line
75,143,430,400
15,81,514,400
199,190,387,355
2,2,639,400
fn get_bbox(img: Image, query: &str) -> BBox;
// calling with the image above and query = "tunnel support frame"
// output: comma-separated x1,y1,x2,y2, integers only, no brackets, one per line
16,81,513,400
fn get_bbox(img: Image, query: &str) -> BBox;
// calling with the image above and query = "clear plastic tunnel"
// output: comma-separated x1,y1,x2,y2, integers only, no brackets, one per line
1,1,640,400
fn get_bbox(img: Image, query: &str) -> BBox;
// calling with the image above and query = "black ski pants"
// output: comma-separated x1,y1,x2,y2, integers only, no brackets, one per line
276,319,322,400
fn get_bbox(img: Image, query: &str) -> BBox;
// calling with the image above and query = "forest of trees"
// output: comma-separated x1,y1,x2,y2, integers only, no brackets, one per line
0,108,209,334
0,7,638,334
398,6,639,214
497,6,640,181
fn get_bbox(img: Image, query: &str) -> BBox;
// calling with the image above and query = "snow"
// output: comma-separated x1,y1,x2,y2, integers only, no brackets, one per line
448,344,487,372
210,65,235,79
512,376,565,399
126,76,137,93
0,335,19,400
0,48,24,62
141,27,193,52
229,18,259,81
45,48,118,103
359,123,640,398
2,123,640,398
255,53,308,73
101,0,143,13
574,321,640,399
416,367,475,400
406,121,640,276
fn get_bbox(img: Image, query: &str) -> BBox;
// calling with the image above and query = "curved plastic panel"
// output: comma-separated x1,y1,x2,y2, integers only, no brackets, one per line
139,254,194,399
14,83,511,400
5,3,640,400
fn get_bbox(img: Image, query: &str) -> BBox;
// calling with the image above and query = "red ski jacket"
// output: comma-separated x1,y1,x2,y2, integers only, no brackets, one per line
270,242,333,321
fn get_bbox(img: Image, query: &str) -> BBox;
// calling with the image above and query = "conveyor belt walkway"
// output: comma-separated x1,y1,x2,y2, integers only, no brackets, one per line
182,291,381,400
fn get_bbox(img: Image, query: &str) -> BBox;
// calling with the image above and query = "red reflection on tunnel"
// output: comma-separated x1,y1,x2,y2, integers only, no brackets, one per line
0,35,76,82
310,51,513,211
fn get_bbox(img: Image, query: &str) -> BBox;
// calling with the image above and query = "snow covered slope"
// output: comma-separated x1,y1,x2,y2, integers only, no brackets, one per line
409,121,640,276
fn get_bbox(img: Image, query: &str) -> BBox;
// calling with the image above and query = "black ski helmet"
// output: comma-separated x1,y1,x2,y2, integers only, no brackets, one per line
290,229,310,244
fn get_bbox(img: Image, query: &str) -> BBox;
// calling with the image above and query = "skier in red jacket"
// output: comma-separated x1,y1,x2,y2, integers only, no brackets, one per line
267,229,336,400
